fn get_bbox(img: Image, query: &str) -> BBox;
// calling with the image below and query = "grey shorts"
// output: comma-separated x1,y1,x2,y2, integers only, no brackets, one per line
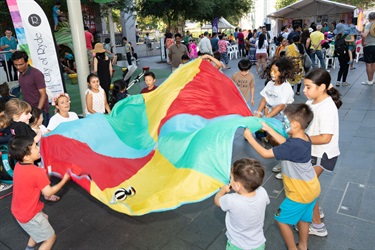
17,212,55,243
311,153,338,172
87,49,94,62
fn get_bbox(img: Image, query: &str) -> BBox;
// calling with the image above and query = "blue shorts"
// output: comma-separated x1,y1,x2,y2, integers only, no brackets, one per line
274,198,318,225
53,16,58,26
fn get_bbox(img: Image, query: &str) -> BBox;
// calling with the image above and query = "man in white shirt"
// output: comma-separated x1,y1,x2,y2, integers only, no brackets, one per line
198,31,213,55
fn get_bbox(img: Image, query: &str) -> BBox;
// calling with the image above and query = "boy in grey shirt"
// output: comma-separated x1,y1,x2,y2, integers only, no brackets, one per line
215,158,269,250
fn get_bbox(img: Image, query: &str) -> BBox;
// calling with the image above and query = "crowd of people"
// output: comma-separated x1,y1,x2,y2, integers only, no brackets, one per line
0,10,374,250
161,14,375,250
214,14,373,250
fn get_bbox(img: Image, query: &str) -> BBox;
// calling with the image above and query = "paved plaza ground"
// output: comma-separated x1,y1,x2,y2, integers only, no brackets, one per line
0,53,374,249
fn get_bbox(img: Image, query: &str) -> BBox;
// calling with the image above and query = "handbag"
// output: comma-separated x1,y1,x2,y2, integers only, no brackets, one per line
302,44,312,69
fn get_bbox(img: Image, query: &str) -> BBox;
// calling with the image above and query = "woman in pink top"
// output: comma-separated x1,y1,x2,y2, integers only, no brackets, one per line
188,38,198,59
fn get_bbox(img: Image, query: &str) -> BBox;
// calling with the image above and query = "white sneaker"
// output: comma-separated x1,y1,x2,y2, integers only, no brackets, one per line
272,163,281,173
275,172,283,179
309,223,328,237
319,206,325,219
361,81,374,86
0,183,13,192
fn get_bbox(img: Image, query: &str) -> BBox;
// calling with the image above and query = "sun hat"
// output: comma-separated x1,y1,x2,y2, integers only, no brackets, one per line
346,25,359,35
333,23,346,35
92,43,106,54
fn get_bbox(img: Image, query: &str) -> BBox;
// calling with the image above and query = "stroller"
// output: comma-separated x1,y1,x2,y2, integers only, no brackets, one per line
108,64,145,109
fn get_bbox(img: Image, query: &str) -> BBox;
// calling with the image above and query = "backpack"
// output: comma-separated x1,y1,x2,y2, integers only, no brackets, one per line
334,34,349,59
0,145,15,184
275,32,284,46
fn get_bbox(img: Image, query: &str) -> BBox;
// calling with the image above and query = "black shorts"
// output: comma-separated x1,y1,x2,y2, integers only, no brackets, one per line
363,46,375,63
311,153,338,172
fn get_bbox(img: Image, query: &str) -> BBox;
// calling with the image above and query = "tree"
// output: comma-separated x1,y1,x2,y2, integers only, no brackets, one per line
0,2,12,34
275,0,298,10
336,0,374,9
136,0,253,32
275,0,375,10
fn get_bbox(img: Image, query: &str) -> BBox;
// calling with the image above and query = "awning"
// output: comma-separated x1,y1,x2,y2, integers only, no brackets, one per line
201,17,235,30
267,0,356,19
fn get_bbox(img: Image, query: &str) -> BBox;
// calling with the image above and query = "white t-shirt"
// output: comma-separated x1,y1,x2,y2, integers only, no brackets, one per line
255,40,268,54
47,112,79,131
306,97,340,159
219,187,269,249
260,80,294,107
198,36,213,55
85,87,106,115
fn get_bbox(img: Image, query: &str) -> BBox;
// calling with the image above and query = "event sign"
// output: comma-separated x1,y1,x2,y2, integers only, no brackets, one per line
6,0,64,98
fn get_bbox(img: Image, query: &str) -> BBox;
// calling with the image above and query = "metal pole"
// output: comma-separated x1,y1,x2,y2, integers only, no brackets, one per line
0,53,11,82
67,0,89,116
108,7,116,48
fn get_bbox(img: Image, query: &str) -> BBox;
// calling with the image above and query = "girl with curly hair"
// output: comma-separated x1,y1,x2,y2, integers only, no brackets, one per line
254,56,295,122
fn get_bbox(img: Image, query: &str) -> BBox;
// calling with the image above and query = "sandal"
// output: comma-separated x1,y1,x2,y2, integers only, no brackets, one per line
350,67,356,70
44,195,60,202
296,243,309,250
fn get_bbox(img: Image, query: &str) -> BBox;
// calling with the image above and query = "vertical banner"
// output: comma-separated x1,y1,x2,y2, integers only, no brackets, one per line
212,18,219,34
6,0,64,99
357,9,364,32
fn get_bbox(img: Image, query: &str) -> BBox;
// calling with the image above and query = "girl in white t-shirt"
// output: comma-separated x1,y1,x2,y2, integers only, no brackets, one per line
254,57,295,122
85,73,111,115
47,93,79,131
303,68,342,236
255,33,269,74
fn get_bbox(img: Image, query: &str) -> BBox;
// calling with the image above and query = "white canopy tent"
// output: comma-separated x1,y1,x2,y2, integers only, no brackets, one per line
266,0,356,40
201,17,235,30
267,0,356,20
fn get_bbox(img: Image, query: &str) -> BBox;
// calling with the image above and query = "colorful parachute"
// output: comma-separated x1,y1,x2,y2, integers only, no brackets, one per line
41,58,286,216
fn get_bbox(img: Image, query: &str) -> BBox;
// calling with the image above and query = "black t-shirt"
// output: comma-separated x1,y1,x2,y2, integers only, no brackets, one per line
116,91,128,102
9,121,36,138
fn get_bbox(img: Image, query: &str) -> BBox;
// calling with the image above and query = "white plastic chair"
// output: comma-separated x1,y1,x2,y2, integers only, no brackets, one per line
355,43,363,63
233,46,239,58
324,48,336,69
227,46,237,60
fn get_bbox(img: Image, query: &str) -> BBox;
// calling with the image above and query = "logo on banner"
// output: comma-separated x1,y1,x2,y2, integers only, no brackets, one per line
28,14,41,27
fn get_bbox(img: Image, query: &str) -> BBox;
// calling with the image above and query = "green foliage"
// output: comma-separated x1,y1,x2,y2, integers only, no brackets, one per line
275,0,298,10
0,2,12,34
275,0,374,10
136,0,253,32
54,21,73,53
335,0,375,9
